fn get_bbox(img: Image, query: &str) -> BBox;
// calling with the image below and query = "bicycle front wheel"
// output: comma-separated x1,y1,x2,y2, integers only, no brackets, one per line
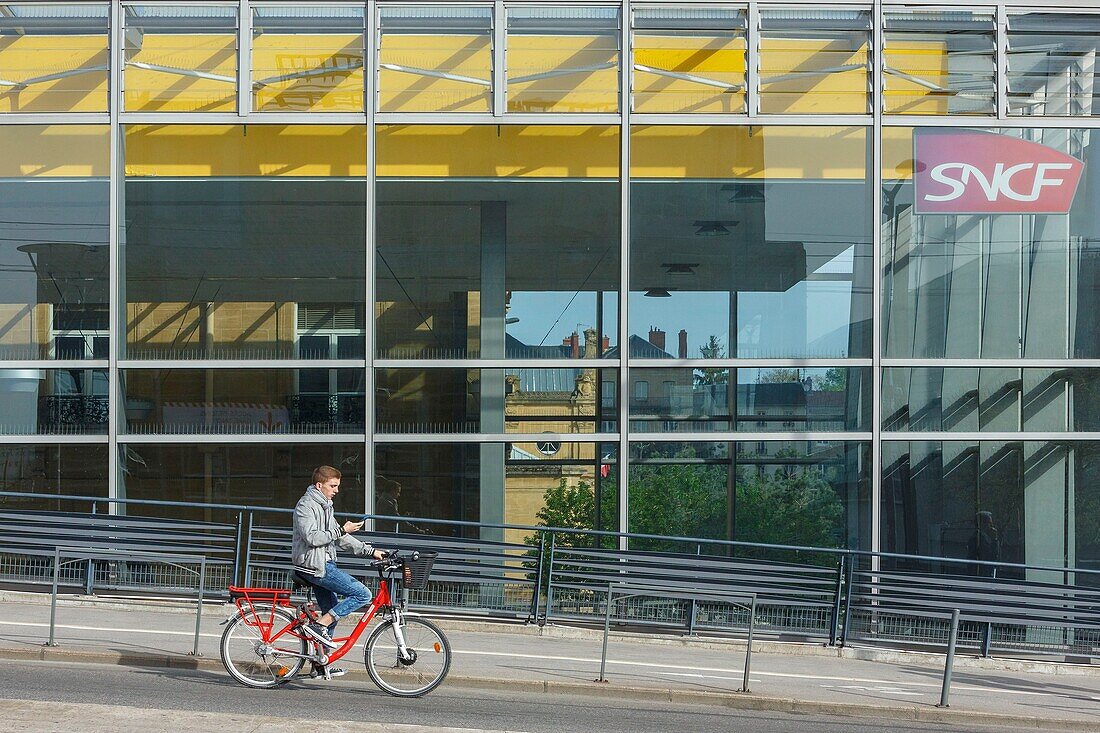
221,606,307,688
364,616,451,697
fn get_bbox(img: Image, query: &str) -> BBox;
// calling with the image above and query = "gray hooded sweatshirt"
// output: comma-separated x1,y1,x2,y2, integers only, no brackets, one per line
292,485,374,578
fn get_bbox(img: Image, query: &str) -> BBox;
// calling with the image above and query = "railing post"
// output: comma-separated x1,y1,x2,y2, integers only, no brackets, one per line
740,594,756,693
981,567,996,657
840,554,855,646
937,608,961,708
47,547,61,647
232,511,243,587
829,554,846,646
241,511,254,586
541,533,557,626
191,558,206,656
596,582,613,683
84,504,97,595
527,532,546,624
686,543,700,635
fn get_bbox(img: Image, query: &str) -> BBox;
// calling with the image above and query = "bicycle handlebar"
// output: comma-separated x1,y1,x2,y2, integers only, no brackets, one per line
368,549,419,572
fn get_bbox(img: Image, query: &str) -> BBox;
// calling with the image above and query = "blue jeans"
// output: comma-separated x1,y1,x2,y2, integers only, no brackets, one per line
311,561,372,633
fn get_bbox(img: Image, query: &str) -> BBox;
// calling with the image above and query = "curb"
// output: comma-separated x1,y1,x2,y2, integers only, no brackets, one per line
1,645,1092,731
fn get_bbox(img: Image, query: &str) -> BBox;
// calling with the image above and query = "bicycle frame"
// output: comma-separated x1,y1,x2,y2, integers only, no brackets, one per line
239,575,411,666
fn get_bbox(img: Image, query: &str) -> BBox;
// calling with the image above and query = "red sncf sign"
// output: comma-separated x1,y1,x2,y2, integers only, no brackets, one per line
913,130,1085,215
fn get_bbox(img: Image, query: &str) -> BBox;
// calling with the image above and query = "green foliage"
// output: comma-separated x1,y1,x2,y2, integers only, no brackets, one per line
523,449,847,567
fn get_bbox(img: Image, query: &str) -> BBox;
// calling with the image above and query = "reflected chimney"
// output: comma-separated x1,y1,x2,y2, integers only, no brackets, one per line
583,327,598,359
563,332,579,358
648,327,666,352
678,329,688,359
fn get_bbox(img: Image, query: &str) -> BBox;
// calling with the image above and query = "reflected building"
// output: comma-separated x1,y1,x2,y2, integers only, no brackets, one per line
1,2,1099,581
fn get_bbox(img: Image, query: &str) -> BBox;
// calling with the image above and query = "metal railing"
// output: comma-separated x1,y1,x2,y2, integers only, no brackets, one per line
2,490,1099,664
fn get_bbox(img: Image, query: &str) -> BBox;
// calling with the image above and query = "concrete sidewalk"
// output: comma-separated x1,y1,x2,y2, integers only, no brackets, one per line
0,592,1098,730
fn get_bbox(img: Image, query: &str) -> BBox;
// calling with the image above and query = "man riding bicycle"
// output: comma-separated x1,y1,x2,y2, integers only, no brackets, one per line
292,465,387,678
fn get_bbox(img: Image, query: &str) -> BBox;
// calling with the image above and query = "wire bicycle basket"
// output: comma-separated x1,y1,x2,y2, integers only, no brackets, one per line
401,551,437,590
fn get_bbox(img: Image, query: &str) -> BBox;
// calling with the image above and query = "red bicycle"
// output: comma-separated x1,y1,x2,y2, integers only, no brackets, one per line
221,551,451,696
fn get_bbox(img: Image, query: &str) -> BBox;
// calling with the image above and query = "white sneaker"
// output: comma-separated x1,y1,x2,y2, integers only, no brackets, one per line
310,664,347,680
300,622,339,650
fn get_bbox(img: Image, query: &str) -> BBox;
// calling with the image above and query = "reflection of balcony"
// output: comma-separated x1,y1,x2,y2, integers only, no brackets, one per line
40,395,109,434
287,394,365,432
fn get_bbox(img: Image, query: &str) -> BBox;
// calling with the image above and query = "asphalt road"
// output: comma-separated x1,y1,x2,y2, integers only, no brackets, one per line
0,659,1055,733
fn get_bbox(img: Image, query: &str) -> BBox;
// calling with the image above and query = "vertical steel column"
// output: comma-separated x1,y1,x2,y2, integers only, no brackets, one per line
597,582,614,682
365,0,378,524
107,0,123,512
746,3,759,118
48,547,61,646
493,1,506,117
870,0,884,565
238,1,251,117
192,557,206,656
996,4,1009,121
617,0,631,553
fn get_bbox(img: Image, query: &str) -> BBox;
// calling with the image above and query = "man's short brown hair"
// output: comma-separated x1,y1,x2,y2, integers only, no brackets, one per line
312,465,342,484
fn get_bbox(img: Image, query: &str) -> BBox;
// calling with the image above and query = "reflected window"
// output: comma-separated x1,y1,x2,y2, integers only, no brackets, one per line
883,127,1100,359
0,368,107,435
630,126,871,359
758,9,870,115
629,441,870,555
0,126,109,360
0,3,109,113
122,369,364,435
1008,13,1100,117
375,368,617,434
632,6,746,114
376,126,619,359
120,443,365,523
506,6,620,113
882,367,1100,432
883,11,996,116
629,367,871,433
375,441,617,541
379,5,492,113
0,444,107,511
251,4,364,112
124,125,366,360
124,4,238,112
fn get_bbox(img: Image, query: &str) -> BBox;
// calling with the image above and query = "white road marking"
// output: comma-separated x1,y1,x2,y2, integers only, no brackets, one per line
0,620,1088,702
821,685,924,696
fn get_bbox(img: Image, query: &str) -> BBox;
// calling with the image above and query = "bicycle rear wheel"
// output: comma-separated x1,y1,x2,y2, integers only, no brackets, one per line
364,616,451,697
221,606,307,688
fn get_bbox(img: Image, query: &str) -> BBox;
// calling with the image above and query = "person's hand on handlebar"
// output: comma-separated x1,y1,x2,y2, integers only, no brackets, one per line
370,548,388,561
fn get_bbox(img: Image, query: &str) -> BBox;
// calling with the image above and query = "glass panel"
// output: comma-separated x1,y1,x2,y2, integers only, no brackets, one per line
1008,13,1100,117
0,3,109,112
629,441,870,556
631,6,746,114
0,444,108,511
0,368,107,434
883,441,1100,580
124,125,366,360
630,367,870,433
251,4,364,112
630,126,871,359
124,4,238,112
883,11,996,116
882,367,1100,432
119,443,365,522
376,125,619,359
374,441,617,542
375,368,617,434
122,369,365,434
0,126,109,360
758,9,870,115
378,5,492,113
506,5,620,113
883,127,1100,359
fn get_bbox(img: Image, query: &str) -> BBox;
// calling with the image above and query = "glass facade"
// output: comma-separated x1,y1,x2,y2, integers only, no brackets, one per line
3,2,1099,572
